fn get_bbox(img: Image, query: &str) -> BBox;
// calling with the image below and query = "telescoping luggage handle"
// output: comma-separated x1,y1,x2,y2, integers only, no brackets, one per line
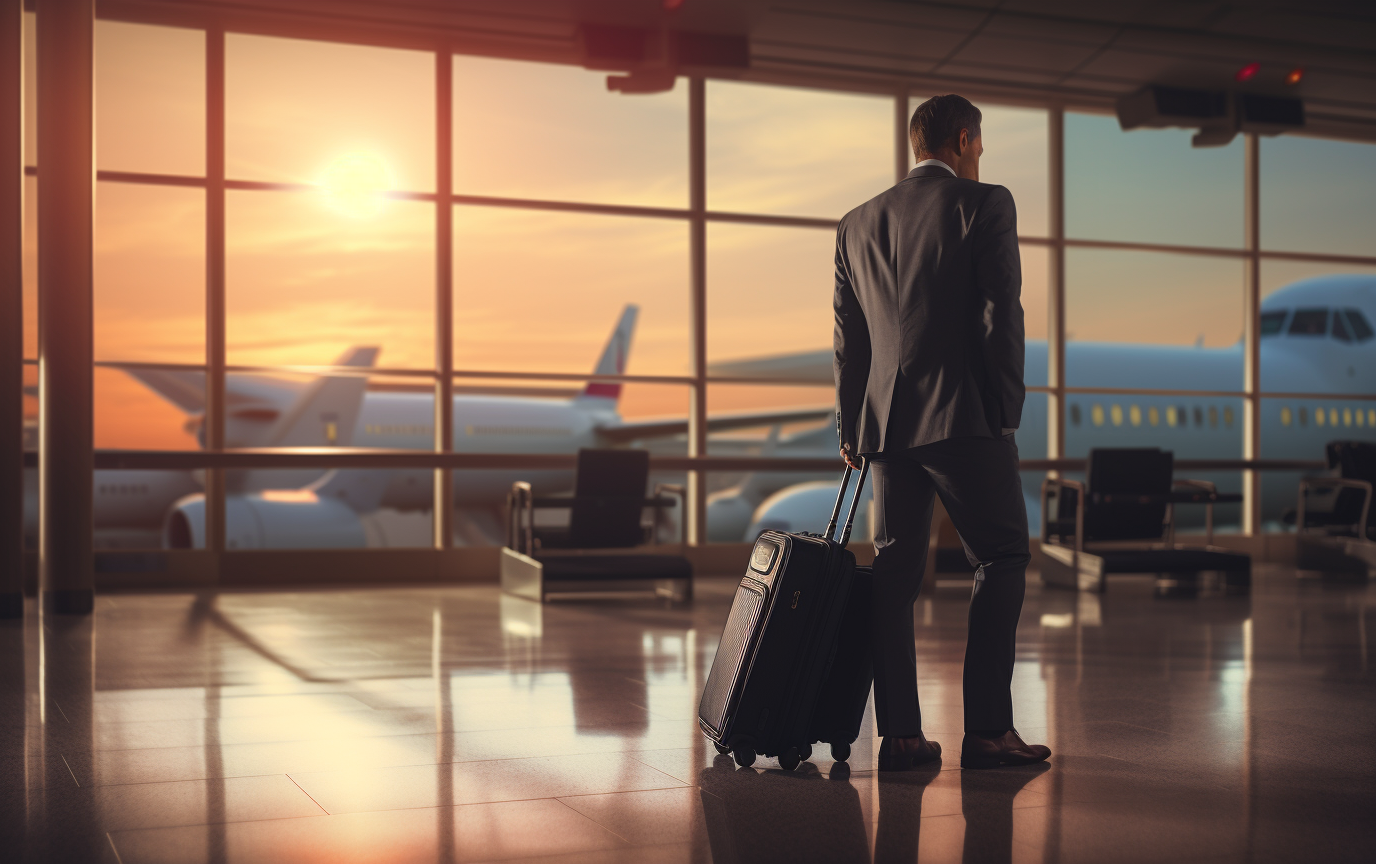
824,457,870,549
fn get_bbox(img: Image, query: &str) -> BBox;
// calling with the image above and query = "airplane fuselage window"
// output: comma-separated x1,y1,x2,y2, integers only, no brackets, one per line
1069,404,1081,426
1091,404,1105,426
1208,406,1218,428
1289,308,1329,335
1260,310,1287,335
1193,406,1204,427
1299,407,1308,426
1223,406,1234,428
1281,406,1292,426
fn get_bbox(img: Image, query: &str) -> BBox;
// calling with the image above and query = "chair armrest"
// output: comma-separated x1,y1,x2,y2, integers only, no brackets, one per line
653,484,688,545
1298,477,1373,536
1173,479,1217,546
507,481,534,554
1040,477,1084,550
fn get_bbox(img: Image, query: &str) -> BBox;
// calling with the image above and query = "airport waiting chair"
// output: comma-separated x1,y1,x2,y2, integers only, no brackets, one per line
500,448,692,602
1294,441,1376,576
1040,448,1250,595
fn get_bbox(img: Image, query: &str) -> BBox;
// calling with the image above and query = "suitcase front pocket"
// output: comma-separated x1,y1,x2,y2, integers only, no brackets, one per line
698,579,767,739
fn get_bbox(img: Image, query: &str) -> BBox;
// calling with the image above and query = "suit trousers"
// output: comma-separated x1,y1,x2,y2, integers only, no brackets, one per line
867,434,1030,737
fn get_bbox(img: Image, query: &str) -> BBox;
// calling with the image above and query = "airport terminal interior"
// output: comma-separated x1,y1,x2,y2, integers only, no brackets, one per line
4,1,1376,862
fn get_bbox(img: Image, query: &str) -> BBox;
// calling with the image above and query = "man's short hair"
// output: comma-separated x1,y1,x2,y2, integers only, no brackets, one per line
910,94,982,156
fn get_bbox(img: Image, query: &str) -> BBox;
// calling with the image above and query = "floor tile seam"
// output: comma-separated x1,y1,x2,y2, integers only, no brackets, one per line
625,752,701,786
549,796,637,847
74,768,345,791
105,832,125,864
286,772,333,817
276,780,694,818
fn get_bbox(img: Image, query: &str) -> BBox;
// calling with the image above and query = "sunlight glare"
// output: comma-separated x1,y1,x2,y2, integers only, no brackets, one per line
320,152,390,218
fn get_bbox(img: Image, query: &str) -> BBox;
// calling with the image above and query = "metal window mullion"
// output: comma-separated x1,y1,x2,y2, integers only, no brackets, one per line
1,0,22,615
205,26,226,557
1047,107,1066,465
895,89,909,184
433,49,453,550
1243,134,1262,536
688,76,707,546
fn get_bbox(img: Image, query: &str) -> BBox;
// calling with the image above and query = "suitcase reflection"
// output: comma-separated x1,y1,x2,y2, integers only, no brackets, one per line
698,755,1047,864
699,756,870,864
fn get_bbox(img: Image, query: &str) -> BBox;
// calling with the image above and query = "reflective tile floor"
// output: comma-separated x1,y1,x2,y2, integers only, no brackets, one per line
3,565,1375,863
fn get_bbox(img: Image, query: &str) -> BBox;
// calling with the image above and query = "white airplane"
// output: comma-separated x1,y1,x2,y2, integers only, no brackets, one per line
25,276,1372,550
712,274,1376,541
19,305,829,549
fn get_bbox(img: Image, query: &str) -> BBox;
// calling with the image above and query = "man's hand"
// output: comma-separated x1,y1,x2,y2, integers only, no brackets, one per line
839,443,861,470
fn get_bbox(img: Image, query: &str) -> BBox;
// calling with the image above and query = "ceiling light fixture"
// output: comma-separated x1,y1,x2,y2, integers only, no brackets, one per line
1235,62,1260,83
1285,67,1304,85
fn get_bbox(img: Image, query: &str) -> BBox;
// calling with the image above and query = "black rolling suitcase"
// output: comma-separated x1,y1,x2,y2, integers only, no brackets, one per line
808,563,873,763
698,461,869,770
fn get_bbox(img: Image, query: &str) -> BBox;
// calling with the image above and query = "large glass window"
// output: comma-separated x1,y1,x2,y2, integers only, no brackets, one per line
227,191,435,369
1262,136,1376,257
451,208,689,375
708,82,892,218
227,35,434,191
706,223,834,372
95,182,205,363
1066,113,1244,249
95,21,204,175
452,56,687,207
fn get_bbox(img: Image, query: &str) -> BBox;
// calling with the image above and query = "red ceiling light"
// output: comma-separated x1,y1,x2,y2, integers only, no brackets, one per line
1285,67,1305,85
1235,62,1260,82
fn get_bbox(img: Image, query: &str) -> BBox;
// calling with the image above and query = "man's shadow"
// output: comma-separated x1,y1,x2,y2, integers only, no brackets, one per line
698,756,870,864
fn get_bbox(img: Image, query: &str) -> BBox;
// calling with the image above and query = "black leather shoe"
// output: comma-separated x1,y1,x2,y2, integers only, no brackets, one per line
877,733,942,771
960,729,1051,769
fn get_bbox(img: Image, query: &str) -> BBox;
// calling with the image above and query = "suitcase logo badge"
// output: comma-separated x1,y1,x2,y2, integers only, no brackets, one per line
791,590,801,609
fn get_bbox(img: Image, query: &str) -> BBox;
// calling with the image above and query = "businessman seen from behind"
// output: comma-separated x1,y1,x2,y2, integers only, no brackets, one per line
833,94,1051,771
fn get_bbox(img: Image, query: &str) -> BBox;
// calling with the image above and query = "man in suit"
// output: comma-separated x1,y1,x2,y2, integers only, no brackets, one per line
834,94,1051,771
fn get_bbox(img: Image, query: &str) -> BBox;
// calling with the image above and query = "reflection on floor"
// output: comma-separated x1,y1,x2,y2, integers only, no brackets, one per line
3,565,1374,863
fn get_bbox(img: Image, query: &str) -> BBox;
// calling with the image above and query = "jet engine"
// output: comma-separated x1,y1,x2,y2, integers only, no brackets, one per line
164,491,368,549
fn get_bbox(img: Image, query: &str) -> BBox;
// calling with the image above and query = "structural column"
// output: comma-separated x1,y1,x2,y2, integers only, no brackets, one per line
204,28,226,559
37,0,94,614
686,77,707,546
1046,108,1066,465
1,0,24,617
433,50,454,549
1242,134,1262,536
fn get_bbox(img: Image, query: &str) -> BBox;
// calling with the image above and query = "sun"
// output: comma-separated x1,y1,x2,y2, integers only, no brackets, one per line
319,152,390,218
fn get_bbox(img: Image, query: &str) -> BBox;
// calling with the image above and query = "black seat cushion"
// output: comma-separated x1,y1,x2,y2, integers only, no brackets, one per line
1083,448,1173,542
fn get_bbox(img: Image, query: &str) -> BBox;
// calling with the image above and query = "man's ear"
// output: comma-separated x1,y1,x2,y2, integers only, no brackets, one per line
957,128,970,155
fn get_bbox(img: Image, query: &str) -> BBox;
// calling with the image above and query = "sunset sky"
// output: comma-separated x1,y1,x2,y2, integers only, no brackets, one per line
18,16,1376,449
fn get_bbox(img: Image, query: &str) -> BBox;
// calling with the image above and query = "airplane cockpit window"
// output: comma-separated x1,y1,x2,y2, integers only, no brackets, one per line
1260,310,1287,335
1333,312,1352,342
1288,308,1329,335
1344,308,1374,342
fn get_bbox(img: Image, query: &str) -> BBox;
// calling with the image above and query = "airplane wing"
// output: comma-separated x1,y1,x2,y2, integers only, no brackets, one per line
596,406,834,444
707,350,833,383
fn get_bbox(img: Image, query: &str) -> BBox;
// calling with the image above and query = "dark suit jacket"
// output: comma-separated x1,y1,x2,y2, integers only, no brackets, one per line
834,164,1025,454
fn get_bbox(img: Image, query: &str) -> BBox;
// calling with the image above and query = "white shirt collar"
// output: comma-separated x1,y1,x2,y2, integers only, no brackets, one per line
914,158,956,177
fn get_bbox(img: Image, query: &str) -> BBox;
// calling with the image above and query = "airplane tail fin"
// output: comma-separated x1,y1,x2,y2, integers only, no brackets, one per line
577,304,638,405
125,369,206,414
267,346,380,447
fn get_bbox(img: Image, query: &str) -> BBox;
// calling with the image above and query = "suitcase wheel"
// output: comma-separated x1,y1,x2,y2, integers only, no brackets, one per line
830,741,851,762
778,747,801,771
799,743,813,762
732,747,757,768
713,741,731,756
